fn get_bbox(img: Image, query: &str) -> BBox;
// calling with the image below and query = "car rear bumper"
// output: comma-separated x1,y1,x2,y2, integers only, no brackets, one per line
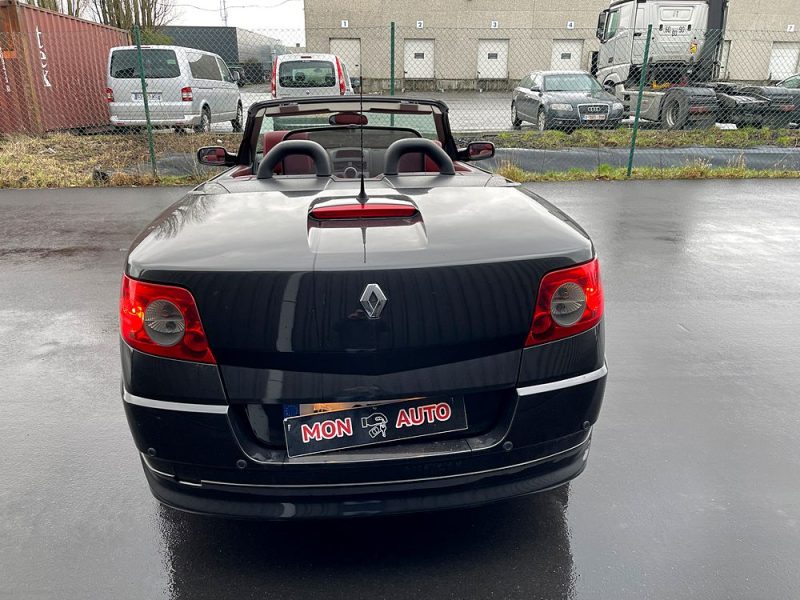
122,361,606,519
110,115,200,127
109,102,200,127
141,430,591,518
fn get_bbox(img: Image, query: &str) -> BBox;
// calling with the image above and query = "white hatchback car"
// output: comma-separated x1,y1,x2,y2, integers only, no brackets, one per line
107,45,243,132
270,53,354,99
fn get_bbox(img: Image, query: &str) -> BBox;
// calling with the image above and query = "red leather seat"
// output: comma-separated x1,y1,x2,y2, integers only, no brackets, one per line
398,139,445,173
263,131,287,155
282,132,315,175
263,131,315,175
263,132,466,176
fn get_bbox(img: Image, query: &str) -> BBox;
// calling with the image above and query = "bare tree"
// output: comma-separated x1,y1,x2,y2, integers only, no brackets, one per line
89,0,173,30
22,0,86,17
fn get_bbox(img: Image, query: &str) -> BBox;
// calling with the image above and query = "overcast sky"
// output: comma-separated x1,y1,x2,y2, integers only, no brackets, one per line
170,0,306,44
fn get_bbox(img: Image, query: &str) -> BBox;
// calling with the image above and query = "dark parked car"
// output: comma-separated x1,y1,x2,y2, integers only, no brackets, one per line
120,96,607,519
512,70,625,131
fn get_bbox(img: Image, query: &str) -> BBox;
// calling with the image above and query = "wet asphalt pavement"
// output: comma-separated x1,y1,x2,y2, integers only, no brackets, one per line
1,180,799,599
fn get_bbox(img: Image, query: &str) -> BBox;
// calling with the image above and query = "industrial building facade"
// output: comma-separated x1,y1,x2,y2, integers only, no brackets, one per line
303,0,800,90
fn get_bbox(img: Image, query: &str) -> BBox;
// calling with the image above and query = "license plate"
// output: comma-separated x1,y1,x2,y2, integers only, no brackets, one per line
132,92,161,101
583,114,606,121
283,396,468,458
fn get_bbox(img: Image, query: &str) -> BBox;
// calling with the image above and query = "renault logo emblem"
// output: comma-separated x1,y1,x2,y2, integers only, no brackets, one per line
360,284,387,319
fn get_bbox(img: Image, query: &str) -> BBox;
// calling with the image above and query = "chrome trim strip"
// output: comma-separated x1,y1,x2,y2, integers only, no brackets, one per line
283,443,472,465
193,431,591,490
123,390,229,414
516,363,607,397
141,455,175,479
177,480,202,488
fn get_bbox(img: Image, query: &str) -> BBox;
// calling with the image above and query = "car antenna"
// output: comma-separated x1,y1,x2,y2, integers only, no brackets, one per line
356,54,368,204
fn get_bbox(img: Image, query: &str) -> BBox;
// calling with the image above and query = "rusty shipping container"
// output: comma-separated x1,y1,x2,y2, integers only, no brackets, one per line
0,0,128,134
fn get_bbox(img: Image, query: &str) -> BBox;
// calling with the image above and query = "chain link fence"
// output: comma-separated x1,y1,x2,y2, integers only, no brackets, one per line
1,22,800,186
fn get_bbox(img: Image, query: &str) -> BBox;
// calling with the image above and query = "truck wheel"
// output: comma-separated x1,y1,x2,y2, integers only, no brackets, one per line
511,102,522,128
195,107,211,133
661,95,688,130
231,103,243,132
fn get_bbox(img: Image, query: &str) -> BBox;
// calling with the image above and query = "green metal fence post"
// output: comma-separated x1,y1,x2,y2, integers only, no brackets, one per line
390,21,395,96
133,24,158,179
627,23,653,178
390,21,396,126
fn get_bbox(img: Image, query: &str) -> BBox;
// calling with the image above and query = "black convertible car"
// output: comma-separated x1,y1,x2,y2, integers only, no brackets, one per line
120,96,606,518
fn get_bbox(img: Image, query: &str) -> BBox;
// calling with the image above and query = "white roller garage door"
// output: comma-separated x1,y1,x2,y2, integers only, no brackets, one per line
404,39,435,79
769,43,800,80
551,40,584,71
477,39,509,79
719,40,732,79
330,38,361,78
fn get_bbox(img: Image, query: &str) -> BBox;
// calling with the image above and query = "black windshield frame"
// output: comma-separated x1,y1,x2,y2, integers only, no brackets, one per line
236,97,458,169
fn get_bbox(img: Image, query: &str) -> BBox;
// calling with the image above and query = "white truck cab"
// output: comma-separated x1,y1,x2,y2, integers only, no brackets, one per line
593,0,797,129
596,0,711,91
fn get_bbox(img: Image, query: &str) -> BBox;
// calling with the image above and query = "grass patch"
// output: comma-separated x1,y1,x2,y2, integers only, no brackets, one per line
0,132,240,189
486,127,800,150
2,128,800,189
495,160,800,182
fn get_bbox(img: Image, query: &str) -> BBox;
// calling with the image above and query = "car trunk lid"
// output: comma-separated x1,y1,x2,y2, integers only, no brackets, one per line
127,184,593,405
305,186,592,401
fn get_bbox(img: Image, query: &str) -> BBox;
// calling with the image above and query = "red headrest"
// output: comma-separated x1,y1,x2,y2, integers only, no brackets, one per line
263,131,288,155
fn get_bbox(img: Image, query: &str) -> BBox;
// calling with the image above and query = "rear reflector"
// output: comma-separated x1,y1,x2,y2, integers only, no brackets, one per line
120,274,215,364
181,86,193,102
526,258,603,346
310,202,418,220
335,57,346,95
271,58,277,97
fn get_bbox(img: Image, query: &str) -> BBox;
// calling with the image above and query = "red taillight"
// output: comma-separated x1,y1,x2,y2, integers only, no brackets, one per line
525,258,604,346
310,202,417,220
181,86,193,102
335,57,346,95
271,58,277,98
105,87,114,103
120,274,216,364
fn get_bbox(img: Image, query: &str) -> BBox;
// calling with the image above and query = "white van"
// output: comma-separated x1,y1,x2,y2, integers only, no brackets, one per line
107,45,243,132
271,53,354,99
